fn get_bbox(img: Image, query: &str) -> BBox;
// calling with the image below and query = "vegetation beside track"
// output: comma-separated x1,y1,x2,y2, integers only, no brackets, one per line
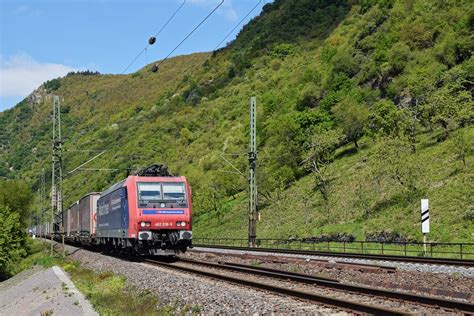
0,180,35,280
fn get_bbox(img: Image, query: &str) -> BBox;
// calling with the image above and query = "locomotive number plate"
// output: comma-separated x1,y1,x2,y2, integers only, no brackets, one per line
155,222,173,227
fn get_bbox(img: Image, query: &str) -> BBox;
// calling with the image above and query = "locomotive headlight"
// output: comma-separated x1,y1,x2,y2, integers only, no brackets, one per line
176,221,186,227
140,222,146,227
140,221,151,227
181,221,186,226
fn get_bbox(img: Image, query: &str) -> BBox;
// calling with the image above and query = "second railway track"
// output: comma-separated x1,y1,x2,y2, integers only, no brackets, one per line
143,257,474,315
192,244,474,267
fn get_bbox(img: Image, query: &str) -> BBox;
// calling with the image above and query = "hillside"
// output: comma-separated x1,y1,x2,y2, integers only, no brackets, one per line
1,0,473,243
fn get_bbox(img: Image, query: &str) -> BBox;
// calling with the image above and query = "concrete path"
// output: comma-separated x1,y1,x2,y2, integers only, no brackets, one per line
0,265,98,316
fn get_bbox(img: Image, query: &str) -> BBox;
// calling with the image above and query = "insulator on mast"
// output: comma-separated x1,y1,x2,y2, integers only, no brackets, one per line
151,64,158,73
148,36,156,45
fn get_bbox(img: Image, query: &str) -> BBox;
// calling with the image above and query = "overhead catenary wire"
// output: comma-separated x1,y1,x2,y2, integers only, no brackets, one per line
173,0,267,77
214,0,264,51
122,0,188,74
151,0,224,73
66,151,107,175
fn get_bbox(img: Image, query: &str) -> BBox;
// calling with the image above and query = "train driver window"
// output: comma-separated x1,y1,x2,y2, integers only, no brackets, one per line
138,183,162,203
162,183,186,201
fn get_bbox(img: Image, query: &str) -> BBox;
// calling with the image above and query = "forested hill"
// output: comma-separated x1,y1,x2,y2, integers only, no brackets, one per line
0,0,473,242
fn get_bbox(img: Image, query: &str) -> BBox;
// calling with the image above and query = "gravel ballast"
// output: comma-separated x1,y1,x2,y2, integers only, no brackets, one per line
54,242,348,314
187,247,474,302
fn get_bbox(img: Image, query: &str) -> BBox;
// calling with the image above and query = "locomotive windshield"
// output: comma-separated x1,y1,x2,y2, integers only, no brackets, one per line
162,183,185,200
138,182,187,207
138,183,162,201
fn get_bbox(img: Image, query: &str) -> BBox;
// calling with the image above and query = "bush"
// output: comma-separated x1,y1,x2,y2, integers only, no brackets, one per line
0,205,28,279
43,78,61,92
366,231,416,243
271,43,295,59
401,21,435,49
303,233,356,243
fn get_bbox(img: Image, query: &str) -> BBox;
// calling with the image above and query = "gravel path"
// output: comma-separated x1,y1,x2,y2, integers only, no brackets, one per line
0,265,97,316
55,242,348,314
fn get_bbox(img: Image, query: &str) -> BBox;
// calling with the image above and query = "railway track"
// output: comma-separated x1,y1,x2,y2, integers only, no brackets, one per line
144,257,474,315
192,244,474,267
45,238,473,314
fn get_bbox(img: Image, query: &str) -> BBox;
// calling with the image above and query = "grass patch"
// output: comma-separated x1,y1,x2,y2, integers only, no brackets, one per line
65,263,160,315
65,263,202,315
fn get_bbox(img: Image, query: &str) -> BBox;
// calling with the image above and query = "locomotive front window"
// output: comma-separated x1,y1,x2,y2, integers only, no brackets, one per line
138,183,162,202
162,183,186,200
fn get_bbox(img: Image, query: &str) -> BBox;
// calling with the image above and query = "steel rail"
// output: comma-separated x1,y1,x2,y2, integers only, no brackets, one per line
218,260,392,279
179,258,339,283
143,258,414,316
178,258,474,313
192,244,474,267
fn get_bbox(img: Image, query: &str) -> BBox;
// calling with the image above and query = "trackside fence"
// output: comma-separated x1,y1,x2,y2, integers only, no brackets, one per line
192,238,474,260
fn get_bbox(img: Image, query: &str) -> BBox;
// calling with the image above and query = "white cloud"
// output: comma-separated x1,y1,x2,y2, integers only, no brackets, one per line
0,53,76,98
186,0,238,22
13,5,43,16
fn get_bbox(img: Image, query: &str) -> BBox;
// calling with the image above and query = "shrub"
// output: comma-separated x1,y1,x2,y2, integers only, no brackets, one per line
43,79,61,92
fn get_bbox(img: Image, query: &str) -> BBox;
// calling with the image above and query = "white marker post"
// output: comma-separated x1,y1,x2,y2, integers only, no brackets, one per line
421,199,430,257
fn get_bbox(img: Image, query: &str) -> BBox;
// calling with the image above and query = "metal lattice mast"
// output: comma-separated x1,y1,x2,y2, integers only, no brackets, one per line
248,97,257,248
51,96,64,255
40,168,46,236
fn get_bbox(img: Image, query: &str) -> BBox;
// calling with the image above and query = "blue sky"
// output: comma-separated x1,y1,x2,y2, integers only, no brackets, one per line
0,0,270,111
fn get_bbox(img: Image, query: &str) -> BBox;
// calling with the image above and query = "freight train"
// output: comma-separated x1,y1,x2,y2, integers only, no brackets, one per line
34,165,193,255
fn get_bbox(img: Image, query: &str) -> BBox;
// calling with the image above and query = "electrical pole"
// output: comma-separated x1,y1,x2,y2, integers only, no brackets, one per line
248,97,257,248
51,96,64,256
40,168,45,237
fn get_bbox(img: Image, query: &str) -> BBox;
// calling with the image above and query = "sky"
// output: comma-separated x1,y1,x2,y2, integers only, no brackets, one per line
0,0,271,111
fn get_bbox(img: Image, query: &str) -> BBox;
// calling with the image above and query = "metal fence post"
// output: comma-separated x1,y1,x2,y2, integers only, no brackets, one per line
404,243,407,256
460,244,463,259
381,242,384,255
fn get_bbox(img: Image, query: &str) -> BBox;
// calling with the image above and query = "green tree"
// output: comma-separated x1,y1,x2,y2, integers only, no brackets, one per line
369,137,419,194
0,180,33,279
367,100,410,138
452,130,471,168
424,66,473,139
332,97,369,148
0,205,27,279
302,128,342,201
0,180,33,227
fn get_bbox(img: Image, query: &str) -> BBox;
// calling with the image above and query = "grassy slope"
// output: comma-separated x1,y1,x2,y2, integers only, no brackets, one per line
0,0,472,242
195,126,474,242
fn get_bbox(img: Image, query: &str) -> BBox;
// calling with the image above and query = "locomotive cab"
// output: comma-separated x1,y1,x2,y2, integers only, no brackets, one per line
95,165,192,255
133,177,193,252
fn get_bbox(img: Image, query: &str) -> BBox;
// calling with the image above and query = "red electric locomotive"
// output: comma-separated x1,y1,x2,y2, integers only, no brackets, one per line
95,165,192,255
